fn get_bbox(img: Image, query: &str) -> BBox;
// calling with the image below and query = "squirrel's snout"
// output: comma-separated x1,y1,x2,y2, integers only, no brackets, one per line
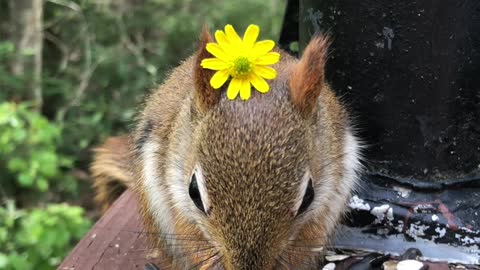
221,245,276,270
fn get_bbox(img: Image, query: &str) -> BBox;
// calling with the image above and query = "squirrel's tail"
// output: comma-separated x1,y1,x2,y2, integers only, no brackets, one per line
90,135,133,213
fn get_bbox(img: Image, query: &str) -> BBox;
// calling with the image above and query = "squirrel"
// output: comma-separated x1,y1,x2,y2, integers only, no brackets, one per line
90,27,362,270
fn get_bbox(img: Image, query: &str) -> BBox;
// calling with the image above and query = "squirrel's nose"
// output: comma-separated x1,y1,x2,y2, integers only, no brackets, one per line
224,247,275,270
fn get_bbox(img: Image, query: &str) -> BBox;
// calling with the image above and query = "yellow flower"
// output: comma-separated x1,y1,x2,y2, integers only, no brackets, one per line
200,24,280,100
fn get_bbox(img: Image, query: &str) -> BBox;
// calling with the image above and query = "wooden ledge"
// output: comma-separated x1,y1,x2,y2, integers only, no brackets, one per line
59,190,163,270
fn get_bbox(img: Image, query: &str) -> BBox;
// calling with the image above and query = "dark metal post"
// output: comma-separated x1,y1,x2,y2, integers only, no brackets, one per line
298,0,480,181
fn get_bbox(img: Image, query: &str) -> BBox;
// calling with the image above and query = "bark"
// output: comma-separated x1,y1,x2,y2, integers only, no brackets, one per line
9,0,44,111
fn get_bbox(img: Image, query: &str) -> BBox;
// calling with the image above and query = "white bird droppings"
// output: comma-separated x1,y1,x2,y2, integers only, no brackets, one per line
348,195,371,211
435,227,447,238
396,260,424,270
325,255,349,262
371,204,393,223
393,186,411,198
322,263,336,270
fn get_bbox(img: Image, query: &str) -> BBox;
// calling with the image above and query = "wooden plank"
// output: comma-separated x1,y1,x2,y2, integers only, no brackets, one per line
59,190,166,270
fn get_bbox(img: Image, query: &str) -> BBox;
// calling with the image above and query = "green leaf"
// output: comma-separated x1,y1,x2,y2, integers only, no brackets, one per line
0,41,15,55
7,253,31,270
0,228,8,243
12,128,27,142
59,157,73,167
7,158,27,172
17,173,33,187
0,253,8,268
36,178,49,192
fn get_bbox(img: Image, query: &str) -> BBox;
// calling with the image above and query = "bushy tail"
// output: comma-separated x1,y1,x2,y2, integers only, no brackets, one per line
90,135,133,213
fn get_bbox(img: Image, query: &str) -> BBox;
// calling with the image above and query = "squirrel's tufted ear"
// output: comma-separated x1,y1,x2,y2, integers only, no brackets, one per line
194,26,220,113
289,34,330,116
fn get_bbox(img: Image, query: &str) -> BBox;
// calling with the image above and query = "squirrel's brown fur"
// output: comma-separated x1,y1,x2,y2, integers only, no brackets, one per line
91,28,361,270
90,135,133,213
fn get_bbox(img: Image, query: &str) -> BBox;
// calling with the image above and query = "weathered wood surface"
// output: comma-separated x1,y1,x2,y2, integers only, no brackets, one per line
59,190,164,270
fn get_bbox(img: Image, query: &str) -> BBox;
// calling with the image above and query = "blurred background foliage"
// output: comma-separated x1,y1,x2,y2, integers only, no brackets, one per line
0,0,285,269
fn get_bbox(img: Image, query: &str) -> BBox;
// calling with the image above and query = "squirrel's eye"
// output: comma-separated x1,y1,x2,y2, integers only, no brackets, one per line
189,174,206,214
297,179,314,216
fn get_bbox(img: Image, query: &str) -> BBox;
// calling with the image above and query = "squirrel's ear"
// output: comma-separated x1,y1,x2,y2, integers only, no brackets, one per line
194,26,220,112
289,34,330,116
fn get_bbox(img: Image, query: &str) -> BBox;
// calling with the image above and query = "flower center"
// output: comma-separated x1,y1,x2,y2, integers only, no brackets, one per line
232,56,252,77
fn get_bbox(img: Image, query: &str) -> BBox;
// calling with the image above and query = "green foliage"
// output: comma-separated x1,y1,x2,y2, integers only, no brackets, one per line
0,42,25,100
0,201,91,270
0,102,75,194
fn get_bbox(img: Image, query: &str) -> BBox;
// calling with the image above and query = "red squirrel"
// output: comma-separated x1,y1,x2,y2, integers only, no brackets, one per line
91,26,362,269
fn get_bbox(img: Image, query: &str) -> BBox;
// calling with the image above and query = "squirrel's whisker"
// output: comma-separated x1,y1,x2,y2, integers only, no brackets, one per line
187,251,220,270
131,243,214,253
94,227,211,240
280,251,317,269
144,248,218,270
277,253,295,270
207,255,224,270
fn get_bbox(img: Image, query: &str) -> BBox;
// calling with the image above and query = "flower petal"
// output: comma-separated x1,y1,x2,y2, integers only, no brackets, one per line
210,69,230,89
206,43,231,62
239,79,252,100
243,24,259,48
215,30,231,51
201,58,230,70
224,24,242,46
255,52,280,66
227,77,242,100
250,73,270,93
251,40,275,57
200,24,279,101
254,66,277,80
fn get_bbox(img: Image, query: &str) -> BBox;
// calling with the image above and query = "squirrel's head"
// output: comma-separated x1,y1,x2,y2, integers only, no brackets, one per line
178,29,331,269
136,27,358,270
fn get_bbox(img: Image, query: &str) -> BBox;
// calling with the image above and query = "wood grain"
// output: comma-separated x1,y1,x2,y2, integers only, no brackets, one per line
59,190,165,270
